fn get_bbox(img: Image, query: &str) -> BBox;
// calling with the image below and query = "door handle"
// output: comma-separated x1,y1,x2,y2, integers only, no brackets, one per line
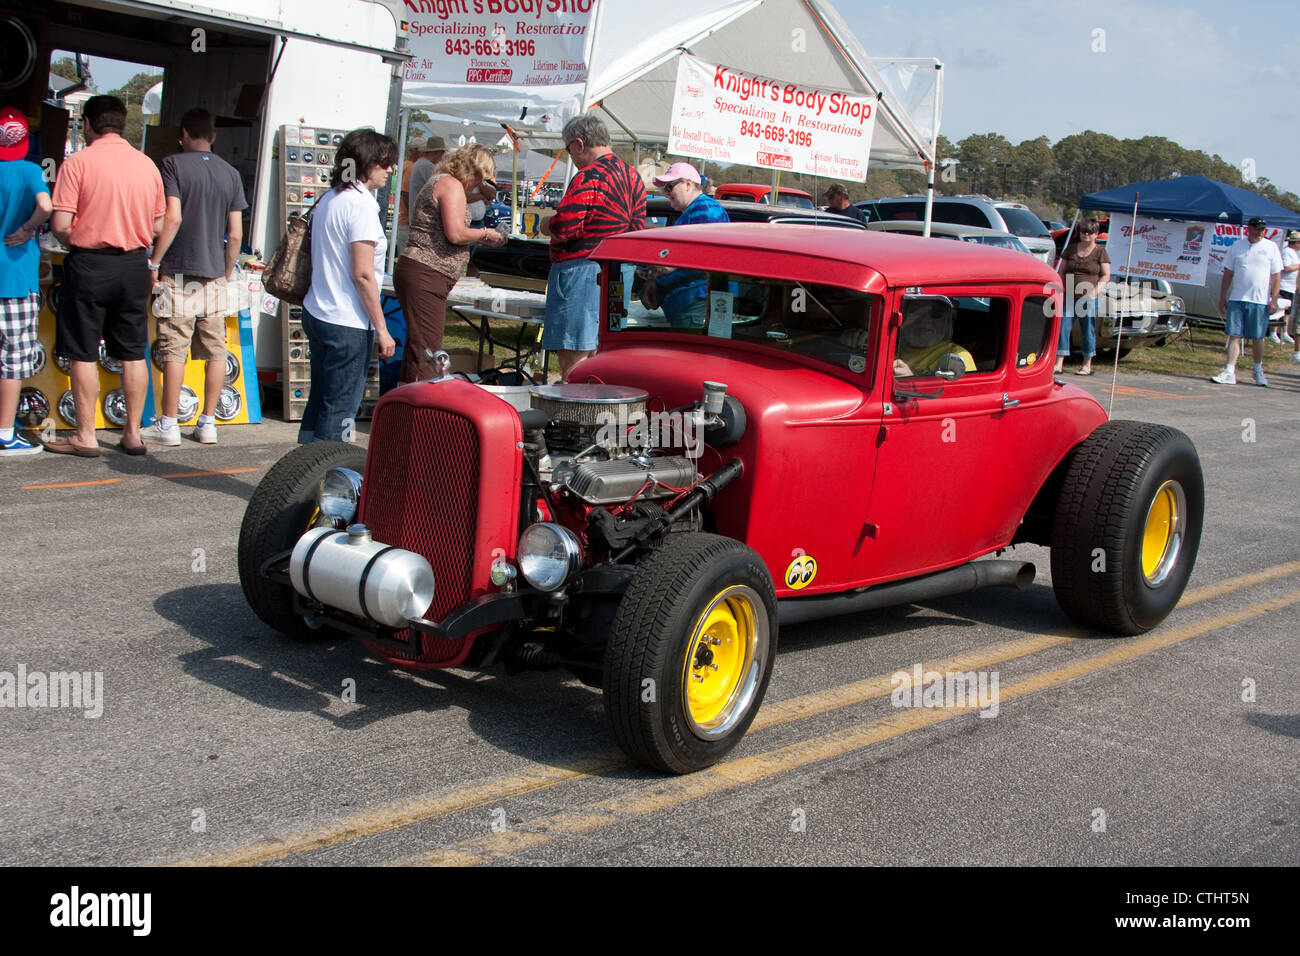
1001,392,1020,410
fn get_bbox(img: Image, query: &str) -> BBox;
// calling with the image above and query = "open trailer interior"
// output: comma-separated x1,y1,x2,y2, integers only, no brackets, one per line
0,0,404,373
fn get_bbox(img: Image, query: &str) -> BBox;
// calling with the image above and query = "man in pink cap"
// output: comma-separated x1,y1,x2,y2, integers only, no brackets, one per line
641,162,729,327
0,107,53,457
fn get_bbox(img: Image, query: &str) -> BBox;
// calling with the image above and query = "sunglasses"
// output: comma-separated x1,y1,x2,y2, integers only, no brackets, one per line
661,180,686,192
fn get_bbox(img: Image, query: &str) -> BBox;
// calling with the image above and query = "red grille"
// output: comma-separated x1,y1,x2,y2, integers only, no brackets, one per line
362,403,480,657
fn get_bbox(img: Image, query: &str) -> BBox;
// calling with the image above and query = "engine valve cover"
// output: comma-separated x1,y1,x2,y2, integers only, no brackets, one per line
566,455,698,505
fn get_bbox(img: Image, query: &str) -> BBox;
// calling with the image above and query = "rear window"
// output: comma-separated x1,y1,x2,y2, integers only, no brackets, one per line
996,205,1051,238
868,200,994,229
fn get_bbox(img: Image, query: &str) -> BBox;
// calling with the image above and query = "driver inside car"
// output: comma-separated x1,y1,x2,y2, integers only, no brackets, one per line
893,299,976,377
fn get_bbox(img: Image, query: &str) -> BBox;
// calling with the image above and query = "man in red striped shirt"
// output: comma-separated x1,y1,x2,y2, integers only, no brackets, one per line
541,115,645,381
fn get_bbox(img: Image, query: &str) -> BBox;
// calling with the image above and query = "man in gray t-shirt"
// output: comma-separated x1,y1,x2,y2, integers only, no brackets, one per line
143,108,248,447
406,135,447,207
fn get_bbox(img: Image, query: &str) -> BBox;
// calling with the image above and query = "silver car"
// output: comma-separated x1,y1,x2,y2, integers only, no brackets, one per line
1072,275,1188,355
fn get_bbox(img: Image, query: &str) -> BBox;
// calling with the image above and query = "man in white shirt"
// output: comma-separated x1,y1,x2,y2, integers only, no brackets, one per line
1213,216,1281,386
1281,230,1300,361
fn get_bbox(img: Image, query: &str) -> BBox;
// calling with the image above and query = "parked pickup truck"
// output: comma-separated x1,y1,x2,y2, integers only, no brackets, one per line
239,226,1204,773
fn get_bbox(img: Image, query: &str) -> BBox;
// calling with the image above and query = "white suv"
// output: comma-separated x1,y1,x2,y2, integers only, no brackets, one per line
856,195,1057,265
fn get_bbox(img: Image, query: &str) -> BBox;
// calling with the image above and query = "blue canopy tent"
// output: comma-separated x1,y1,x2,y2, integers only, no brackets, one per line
1080,175,1300,228
1072,176,1300,326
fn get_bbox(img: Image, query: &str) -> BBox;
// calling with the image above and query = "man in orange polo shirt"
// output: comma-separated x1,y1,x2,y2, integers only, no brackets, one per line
48,95,165,456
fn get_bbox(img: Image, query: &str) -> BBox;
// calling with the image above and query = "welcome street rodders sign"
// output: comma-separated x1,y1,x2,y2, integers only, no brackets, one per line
402,0,593,88
668,54,875,181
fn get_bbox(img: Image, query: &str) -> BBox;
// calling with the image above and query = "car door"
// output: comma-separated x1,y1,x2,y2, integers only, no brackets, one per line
857,283,1041,582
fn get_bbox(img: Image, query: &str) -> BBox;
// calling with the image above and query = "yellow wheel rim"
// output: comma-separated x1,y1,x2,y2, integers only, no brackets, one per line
1141,480,1185,586
681,585,769,740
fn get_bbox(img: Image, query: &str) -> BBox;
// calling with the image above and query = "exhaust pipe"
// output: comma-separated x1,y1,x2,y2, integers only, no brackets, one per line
778,560,1035,627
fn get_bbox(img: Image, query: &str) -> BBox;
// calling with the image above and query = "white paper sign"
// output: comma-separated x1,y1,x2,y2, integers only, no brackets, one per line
1107,213,1213,285
707,291,734,338
402,1,594,89
668,54,875,181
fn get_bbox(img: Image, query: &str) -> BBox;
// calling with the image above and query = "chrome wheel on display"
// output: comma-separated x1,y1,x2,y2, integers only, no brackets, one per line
98,340,122,375
55,353,71,373
102,389,128,426
16,387,48,427
224,351,240,384
177,385,200,423
58,390,77,426
215,385,242,421
30,341,45,375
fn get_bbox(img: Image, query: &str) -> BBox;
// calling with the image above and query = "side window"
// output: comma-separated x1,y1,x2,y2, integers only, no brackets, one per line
1017,296,1053,368
897,295,1009,377
934,202,992,229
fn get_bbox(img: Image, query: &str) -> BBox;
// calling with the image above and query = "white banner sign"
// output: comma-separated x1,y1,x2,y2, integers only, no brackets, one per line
402,1,594,89
1205,222,1285,276
1107,213,1212,285
667,54,875,181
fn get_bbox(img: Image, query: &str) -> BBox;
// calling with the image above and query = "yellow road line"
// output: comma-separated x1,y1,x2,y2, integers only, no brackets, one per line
1180,560,1300,604
409,588,1300,866
171,560,1300,867
175,634,1065,866
174,756,623,867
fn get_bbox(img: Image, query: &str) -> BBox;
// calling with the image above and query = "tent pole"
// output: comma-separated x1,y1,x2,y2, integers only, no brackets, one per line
770,168,780,205
1108,192,1139,416
923,66,940,238
386,106,410,276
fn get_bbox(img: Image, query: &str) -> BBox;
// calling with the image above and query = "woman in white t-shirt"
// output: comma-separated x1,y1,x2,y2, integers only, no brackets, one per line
299,129,398,444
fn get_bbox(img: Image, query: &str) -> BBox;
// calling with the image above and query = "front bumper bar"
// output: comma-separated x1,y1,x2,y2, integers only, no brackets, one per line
260,549,635,654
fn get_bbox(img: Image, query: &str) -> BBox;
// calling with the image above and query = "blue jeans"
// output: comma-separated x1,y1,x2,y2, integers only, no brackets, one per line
298,308,373,444
1057,297,1098,358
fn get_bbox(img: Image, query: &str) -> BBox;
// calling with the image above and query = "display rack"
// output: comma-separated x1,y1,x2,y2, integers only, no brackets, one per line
277,123,380,421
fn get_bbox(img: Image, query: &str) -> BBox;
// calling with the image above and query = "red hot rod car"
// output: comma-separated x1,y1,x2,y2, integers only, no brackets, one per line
239,226,1203,773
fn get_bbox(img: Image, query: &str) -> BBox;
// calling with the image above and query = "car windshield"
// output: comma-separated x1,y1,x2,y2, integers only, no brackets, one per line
607,261,879,375
996,206,1052,238
966,234,1030,252
757,192,815,209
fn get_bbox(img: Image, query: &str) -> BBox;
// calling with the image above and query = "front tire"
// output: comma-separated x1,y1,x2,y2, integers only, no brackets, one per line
603,534,778,773
238,441,366,640
1050,422,1203,634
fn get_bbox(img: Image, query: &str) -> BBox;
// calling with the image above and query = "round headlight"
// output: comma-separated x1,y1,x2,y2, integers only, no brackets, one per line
518,523,583,592
318,467,362,526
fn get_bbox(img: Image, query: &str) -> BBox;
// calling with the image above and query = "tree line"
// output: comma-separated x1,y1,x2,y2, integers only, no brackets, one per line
685,130,1299,220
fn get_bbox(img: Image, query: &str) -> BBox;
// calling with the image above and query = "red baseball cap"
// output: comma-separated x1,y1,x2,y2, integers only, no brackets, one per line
0,107,30,161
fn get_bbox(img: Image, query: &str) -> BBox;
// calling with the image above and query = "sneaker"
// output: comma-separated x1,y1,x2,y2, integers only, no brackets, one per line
1254,365,1268,387
1211,367,1236,385
0,432,42,456
1291,352,1300,365
140,418,181,446
1267,331,1282,344
193,421,218,444
1283,332,1296,344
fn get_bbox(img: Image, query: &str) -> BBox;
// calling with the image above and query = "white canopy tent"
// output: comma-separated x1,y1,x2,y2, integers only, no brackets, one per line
389,0,944,268
400,0,939,172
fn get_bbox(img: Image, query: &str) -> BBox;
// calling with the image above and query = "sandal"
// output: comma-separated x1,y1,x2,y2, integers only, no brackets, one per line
41,439,102,458
1075,367,1094,376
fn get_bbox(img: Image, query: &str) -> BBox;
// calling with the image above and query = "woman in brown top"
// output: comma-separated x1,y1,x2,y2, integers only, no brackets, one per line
1054,219,1111,375
394,144,506,383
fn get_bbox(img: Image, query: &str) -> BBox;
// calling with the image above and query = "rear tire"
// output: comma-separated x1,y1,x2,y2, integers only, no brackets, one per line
603,534,778,773
1050,422,1203,634
238,441,366,640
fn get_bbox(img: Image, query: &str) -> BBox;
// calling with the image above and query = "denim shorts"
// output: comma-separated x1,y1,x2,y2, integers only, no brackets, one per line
1225,300,1268,339
541,257,600,351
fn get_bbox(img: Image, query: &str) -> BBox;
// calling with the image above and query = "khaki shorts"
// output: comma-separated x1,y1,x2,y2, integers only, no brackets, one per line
155,274,230,363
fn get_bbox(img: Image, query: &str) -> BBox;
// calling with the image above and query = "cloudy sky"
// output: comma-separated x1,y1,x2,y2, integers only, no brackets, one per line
839,0,1300,193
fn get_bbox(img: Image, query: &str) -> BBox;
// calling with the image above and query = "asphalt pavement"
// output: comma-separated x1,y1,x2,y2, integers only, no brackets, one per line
2,361,1297,867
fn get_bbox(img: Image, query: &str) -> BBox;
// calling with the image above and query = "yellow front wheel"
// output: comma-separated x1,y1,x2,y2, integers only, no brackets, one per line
603,534,777,774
